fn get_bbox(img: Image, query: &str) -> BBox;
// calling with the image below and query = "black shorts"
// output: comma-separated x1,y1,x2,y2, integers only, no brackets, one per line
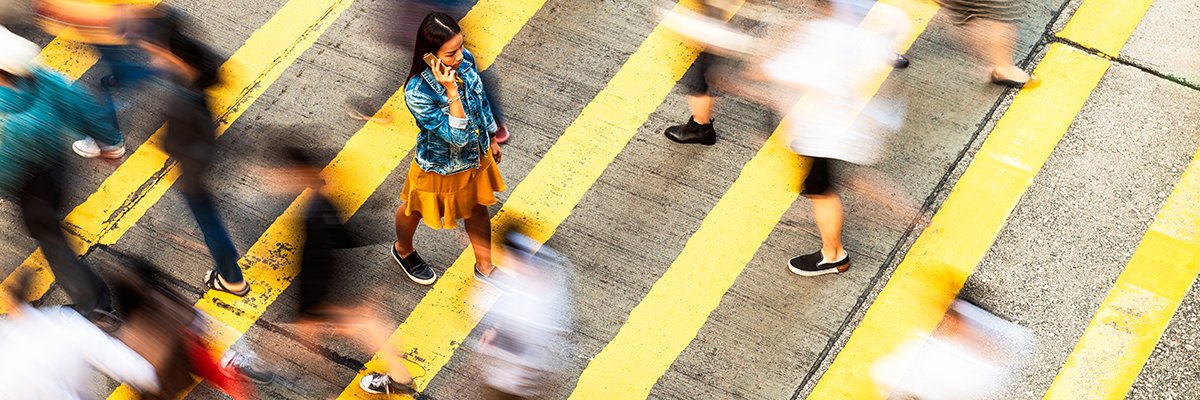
680,51,716,95
801,157,835,195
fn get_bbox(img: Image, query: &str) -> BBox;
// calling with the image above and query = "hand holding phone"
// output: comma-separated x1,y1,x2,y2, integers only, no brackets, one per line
424,52,457,90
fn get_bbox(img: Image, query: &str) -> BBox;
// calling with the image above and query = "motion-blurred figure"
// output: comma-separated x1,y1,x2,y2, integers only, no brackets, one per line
0,272,159,399
0,25,120,322
137,6,251,296
258,145,420,396
33,0,162,158
108,256,256,399
939,0,1039,88
660,0,909,147
871,299,1035,399
474,222,573,400
347,0,510,143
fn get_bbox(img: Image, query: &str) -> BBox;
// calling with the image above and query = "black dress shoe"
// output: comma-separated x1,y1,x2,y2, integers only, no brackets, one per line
893,54,910,69
664,116,717,145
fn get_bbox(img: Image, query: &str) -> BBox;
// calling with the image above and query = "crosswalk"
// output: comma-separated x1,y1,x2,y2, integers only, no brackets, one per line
2,0,1197,398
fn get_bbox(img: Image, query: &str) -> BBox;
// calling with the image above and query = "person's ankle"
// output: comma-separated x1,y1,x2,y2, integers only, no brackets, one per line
393,242,413,258
821,247,846,263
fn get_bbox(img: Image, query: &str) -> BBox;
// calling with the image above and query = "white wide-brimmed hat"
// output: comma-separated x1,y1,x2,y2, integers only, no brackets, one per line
0,25,40,76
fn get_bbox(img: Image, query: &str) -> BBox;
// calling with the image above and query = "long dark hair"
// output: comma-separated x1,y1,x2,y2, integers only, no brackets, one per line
406,12,462,81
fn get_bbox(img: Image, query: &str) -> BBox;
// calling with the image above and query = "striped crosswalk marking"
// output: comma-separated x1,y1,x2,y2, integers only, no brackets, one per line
0,0,356,312
807,0,1152,398
103,0,547,398
1040,1,1192,398
566,1,933,398
336,2,740,398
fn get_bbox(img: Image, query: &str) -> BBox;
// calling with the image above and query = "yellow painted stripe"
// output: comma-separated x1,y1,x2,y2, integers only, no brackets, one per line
106,1,544,398
1057,0,1153,57
336,2,731,397
0,0,355,313
1044,151,1200,400
565,1,934,398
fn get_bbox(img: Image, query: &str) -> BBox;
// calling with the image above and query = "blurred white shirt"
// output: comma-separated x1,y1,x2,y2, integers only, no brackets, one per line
0,305,159,400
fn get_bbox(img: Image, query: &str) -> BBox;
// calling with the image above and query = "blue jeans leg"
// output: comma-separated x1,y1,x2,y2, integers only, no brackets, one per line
183,191,244,283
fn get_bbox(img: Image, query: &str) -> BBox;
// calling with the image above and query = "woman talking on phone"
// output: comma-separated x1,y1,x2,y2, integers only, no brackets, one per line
389,12,505,288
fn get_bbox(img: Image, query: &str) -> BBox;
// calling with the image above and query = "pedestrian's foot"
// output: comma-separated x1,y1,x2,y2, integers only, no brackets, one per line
359,373,417,395
72,137,126,159
345,96,393,123
989,68,1039,89
893,54,910,69
664,116,717,145
473,264,511,291
221,350,276,384
204,270,250,296
787,250,851,276
86,307,122,333
494,123,510,144
392,244,437,285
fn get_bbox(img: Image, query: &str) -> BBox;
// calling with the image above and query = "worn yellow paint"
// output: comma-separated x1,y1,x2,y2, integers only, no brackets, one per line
565,1,933,398
1057,0,1153,57
1043,144,1200,399
105,0,545,398
807,44,1114,399
336,2,735,398
0,0,356,313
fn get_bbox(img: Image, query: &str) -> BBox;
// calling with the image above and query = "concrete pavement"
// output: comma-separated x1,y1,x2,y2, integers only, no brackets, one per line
0,0,1197,399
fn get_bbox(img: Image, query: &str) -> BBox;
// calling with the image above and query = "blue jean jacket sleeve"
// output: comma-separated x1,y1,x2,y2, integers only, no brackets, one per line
405,86,472,148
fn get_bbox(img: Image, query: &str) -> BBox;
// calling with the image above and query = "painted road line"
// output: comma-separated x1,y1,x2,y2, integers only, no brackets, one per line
1042,1,1184,397
336,2,738,398
0,0,356,312
807,0,1153,396
565,1,933,398
1043,138,1200,399
104,1,546,398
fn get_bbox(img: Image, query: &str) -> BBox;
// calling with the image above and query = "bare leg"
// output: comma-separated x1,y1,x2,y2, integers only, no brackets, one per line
806,191,847,262
464,204,494,274
688,94,714,124
971,18,1028,82
344,306,414,386
394,204,422,257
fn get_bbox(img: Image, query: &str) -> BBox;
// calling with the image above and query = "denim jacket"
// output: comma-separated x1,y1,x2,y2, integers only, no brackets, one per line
405,48,498,176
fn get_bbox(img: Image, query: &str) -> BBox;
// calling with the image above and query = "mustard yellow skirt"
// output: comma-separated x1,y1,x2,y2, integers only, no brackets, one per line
400,152,505,229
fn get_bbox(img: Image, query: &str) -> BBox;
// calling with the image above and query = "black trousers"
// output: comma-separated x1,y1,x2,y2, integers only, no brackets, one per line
18,163,112,313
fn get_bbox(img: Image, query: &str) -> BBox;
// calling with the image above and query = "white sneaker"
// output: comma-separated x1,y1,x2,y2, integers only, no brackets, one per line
72,137,126,159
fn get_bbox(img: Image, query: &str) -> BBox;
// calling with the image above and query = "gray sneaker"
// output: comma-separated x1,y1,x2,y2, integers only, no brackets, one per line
221,351,276,384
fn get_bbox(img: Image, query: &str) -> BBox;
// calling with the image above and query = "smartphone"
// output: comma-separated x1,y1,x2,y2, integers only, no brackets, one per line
422,53,440,71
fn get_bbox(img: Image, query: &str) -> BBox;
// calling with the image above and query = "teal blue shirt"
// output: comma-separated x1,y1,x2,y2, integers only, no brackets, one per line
0,67,118,194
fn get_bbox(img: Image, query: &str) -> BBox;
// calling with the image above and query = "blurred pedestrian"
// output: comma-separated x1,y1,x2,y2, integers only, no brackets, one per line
108,255,257,399
661,0,738,146
0,272,160,400
0,25,120,323
775,0,909,276
939,0,1039,88
138,7,249,296
33,0,162,158
256,146,419,396
871,299,1035,399
474,221,573,400
391,12,506,286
